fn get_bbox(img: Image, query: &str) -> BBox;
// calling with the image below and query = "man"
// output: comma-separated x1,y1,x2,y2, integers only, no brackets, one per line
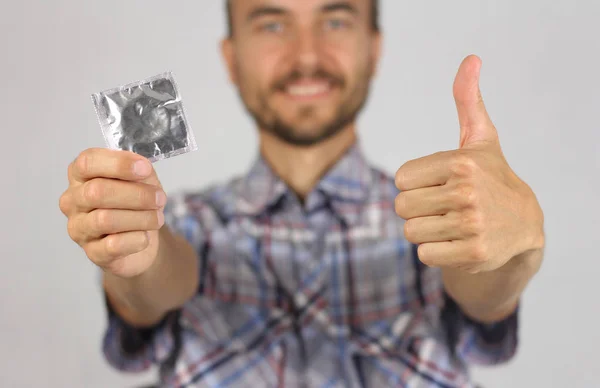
59,0,545,386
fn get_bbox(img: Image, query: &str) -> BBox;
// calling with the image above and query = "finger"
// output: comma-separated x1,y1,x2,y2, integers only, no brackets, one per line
84,209,165,239
59,190,74,217
452,55,498,148
395,185,451,219
70,148,156,184
85,230,150,265
403,213,465,244
417,239,489,269
67,213,87,245
416,240,468,268
74,178,167,212
395,179,482,220
395,151,453,191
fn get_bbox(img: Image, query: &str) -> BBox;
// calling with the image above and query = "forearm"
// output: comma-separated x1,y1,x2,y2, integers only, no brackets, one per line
442,246,544,323
103,226,199,327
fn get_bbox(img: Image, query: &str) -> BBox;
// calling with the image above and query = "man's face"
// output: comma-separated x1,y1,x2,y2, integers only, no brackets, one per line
223,0,381,146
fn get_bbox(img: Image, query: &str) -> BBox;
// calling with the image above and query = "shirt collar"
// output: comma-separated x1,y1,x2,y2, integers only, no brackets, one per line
233,142,373,220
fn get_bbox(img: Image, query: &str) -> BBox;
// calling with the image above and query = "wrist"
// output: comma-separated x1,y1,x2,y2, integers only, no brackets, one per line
458,296,519,324
102,228,176,326
103,273,170,328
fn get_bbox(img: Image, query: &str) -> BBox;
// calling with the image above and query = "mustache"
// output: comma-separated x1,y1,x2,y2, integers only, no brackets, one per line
271,68,345,91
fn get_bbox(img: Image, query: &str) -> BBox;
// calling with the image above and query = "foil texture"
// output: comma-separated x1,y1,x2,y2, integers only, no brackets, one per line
91,71,197,163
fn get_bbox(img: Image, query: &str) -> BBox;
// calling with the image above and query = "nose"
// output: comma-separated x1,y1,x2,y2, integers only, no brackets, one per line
293,28,320,74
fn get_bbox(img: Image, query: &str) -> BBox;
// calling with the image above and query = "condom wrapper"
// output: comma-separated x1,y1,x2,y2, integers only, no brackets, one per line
91,72,197,163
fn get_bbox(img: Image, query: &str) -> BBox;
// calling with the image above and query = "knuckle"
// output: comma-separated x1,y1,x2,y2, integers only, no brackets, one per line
462,211,485,235
75,150,90,177
104,232,149,262
416,245,433,267
138,188,152,206
469,242,488,262
66,218,80,242
395,167,407,190
454,183,478,208
83,180,103,204
104,235,122,258
82,245,99,265
450,153,478,177
58,192,72,215
119,154,137,175
93,209,113,233
67,162,75,181
140,187,157,208
403,220,416,242
394,194,407,218
450,214,462,232
139,232,150,250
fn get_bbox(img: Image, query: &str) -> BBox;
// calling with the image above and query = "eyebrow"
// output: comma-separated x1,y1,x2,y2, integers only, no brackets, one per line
320,1,358,15
246,6,287,23
246,1,358,23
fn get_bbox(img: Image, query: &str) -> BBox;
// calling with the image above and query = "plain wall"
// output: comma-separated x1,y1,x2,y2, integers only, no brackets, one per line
1,1,598,387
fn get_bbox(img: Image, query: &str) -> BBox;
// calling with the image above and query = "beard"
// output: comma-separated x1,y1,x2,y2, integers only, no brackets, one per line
238,64,374,147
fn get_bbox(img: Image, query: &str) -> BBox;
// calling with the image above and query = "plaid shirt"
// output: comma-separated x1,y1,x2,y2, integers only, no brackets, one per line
102,143,518,387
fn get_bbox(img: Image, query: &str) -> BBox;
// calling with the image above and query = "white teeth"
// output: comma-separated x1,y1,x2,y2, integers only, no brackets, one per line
287,83,329,97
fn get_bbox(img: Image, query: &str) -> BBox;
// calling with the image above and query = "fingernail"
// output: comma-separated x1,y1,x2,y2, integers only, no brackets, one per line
133,160,152,177
157,210,165,226
156,191,167,207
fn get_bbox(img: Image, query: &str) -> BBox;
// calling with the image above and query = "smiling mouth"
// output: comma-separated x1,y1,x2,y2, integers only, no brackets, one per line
282,80,334,101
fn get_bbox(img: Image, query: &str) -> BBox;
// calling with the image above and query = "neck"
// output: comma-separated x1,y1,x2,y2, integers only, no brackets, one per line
258,125,357,201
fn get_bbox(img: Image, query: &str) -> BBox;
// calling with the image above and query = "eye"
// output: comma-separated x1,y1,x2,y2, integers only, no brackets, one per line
261,21,284,33
325,18,348,30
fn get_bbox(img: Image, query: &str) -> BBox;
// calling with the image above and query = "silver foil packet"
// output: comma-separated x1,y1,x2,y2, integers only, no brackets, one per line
91,71,197,163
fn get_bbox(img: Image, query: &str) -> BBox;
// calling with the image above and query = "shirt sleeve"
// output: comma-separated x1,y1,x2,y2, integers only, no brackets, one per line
101,192,208,372
102,293,182,372
441,291,519,366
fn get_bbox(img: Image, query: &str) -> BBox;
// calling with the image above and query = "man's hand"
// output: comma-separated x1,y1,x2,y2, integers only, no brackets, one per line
394,55,544,275
59,148,199,327
59,148,167,278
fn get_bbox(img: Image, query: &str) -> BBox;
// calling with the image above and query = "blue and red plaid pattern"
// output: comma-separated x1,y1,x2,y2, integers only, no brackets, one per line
102,143,518,387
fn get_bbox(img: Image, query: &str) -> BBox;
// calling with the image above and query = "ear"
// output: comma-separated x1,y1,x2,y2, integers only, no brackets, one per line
220,38,238,85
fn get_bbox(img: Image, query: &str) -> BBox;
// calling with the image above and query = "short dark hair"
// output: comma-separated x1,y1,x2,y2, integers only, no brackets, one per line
225,0,380,37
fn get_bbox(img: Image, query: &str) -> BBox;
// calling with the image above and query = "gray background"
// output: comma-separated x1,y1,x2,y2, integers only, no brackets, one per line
1,1,598,387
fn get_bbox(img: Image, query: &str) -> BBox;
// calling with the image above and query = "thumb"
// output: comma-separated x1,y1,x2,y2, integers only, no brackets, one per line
453,55,498,148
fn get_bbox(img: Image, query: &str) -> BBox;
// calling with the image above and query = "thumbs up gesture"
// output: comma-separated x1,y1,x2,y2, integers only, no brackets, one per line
395,55,544,274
